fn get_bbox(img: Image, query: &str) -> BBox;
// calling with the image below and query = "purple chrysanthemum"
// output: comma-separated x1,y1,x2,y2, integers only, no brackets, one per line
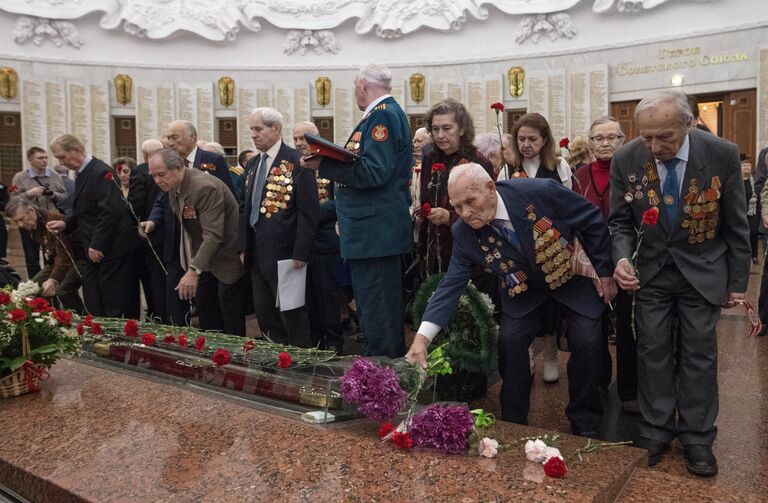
409,404,474,453
340,358,407,421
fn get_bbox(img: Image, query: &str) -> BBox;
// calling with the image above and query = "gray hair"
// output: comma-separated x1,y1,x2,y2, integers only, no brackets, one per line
293,121,319,134
251,107,283,128
357,63,392,92
141,138,164,158
50,134,85,152
634,91,693,126
149,148,186,171
448,162,492,188
171,119,197,138
204,141,226,157
589,116,622,132
4,197,35,218
473,133,501,157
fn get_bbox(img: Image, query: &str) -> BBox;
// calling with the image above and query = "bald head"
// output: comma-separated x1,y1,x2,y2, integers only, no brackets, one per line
293,121,319,153
165,120,198,157
141,139,164,162
447,163,497,229
413,127,431,159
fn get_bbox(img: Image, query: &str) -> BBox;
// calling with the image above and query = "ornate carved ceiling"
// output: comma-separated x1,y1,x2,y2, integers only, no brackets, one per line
2,0,715,52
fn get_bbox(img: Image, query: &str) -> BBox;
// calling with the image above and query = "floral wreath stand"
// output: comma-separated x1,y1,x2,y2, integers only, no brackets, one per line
0,329,49,398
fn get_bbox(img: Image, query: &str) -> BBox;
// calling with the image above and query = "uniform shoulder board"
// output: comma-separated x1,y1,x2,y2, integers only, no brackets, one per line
374,103,388,111
229,165,244,176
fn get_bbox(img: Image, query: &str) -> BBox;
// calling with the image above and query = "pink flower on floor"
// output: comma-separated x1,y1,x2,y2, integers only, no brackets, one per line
479,437,499,458
525,439,548,463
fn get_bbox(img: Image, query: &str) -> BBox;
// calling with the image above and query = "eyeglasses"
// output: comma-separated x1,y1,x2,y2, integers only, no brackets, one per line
589,134,624,144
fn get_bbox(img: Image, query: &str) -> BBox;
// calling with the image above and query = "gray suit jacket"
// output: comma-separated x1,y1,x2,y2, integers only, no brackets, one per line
609,128,750,305
172,168,244,285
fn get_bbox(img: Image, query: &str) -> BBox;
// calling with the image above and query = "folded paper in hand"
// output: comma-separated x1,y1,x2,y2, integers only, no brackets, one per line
276,259,307,312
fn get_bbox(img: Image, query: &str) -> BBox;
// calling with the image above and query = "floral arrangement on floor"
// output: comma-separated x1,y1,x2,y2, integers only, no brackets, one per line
0,281,80,397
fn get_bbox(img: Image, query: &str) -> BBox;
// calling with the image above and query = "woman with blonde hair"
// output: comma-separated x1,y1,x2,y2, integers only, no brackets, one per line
566,135,592,173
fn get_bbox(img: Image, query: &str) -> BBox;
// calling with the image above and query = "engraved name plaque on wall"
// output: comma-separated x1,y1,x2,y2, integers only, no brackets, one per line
176,83,214,144
236,85,273,152
567,65,608,137
528,70,567,141
90,82,111,160
759,48,768,153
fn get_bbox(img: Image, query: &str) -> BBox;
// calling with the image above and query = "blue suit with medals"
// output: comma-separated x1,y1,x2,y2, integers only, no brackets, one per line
319,95,412,357
422,179,613,434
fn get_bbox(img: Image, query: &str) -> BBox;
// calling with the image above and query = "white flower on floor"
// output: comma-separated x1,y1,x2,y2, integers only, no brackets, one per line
479,437,499,458
525,439,549,463
543,446,563,462
11,280,40,303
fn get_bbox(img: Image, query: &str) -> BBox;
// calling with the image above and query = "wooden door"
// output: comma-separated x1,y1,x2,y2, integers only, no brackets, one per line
722,89,756,162
611,101,639,141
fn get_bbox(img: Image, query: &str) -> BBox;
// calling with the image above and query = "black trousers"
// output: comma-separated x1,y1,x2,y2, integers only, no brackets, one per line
139,242,167,323
614,289,638,402
307,253,343,350
19,228,41,279
196,271,225,332
499,303,604,434
217,274,246,336
82,253,139,318
250,258,311,347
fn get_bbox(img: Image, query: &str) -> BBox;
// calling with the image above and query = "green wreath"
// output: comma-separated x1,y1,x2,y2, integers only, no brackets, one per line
411,274,498,374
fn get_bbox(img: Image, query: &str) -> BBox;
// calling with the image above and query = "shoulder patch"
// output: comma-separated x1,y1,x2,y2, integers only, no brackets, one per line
372,124,389,142
229,165,244,176
374,103,388,111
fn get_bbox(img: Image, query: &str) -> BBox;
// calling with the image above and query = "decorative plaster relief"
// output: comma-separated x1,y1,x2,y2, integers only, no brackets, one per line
284,30,341,55
13,16,84,48
516,13,576,44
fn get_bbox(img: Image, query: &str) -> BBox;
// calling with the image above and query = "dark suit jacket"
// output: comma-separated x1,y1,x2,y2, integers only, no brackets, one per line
319,96,413,259
422,179,613,328
313,178,339,256
609,128,751,305
240,141,319,282
149,150,235,262
133,162,163,247
172,168,244,285
65,156,139,259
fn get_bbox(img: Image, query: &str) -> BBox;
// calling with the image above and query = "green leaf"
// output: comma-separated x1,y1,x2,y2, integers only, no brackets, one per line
29,344,61,355
8,356,28,371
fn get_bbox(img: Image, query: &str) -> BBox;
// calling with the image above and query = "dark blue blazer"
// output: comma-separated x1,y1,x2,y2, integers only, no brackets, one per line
240,142,319,282
422,179,613,327
149,149,235,262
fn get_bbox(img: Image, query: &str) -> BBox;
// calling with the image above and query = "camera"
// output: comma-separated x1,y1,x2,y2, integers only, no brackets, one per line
42,188,53,197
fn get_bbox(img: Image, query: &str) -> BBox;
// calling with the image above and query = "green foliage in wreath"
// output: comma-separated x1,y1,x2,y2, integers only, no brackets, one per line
411,274,498,374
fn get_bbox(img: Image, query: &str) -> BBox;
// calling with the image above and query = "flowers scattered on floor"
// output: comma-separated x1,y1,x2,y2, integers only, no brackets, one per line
277,351,292,368
525,438,567,478
409,403,475,453
340,358,407,421
479,437,499,458
571,438,633,462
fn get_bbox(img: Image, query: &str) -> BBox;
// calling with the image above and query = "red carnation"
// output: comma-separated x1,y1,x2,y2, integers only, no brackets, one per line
178,334,188,347
53,310,73,326
8,184,16,193
211,349,231,367
27,297,52,313
141,332,156,346
124,319,139,337
378,421,396,439
559,137,570,148
391,431,413,449
490,102,505,112
163,334,176,344
0,292,10,305
543,456,567,478
641,206,659,226
277,351,292,368
244,340,255,352
432,162,446,172
422,202,432,217
104,172,114,181
195,336,206,351
76,323,84,336
8,309,27,323
84,314,94,325
91,322,103,335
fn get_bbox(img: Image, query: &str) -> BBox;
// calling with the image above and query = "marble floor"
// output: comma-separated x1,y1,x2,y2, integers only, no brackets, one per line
4,225,767,501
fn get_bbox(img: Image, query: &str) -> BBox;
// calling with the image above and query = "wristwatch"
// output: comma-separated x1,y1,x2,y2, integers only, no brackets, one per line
189,265,202,275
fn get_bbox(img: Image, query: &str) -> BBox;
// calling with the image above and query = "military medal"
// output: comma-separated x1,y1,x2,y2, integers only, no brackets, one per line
644,161,659,182
527,205,537,221
647,189,660,206
624,192,634,203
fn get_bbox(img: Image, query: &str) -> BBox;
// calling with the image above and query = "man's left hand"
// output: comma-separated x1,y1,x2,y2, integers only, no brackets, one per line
88,248,104,263
293,259,307,269
722,291,745,309
175,270,199,300
426,207,450,226
597,276,617,304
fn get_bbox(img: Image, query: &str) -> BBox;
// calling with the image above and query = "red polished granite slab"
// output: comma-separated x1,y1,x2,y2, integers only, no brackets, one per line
0,359,645,502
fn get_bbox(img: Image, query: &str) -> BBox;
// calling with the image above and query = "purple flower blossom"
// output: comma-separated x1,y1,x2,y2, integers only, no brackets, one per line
340,358,407,421
409,404,474,453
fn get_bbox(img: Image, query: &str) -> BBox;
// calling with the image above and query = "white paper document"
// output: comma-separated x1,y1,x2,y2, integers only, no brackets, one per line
276,259,307,311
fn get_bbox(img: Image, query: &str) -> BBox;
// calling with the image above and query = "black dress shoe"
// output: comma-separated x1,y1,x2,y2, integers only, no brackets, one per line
684,444,718,476
634,437,669,466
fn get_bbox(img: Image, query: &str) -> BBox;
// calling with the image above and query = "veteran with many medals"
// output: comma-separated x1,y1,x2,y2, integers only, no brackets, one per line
406,163,616,437
610,91,750,476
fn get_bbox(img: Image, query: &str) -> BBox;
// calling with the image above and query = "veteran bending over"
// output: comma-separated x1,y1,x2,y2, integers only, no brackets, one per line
406,163,616,437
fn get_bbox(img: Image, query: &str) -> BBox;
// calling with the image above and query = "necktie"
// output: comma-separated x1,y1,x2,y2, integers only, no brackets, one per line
662,158,681,228
492,219,520,250
249,153,269,227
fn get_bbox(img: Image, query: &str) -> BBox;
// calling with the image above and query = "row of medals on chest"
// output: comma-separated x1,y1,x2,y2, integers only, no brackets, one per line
260,162,294,218
532,213,574,290
317,176,331,205
481,238,528,297
345,131,362,154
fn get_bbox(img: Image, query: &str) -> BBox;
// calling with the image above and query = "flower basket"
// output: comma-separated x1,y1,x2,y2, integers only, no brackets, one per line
0,329,49,398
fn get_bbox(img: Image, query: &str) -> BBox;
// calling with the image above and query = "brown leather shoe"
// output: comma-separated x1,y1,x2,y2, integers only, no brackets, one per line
684,444,718,476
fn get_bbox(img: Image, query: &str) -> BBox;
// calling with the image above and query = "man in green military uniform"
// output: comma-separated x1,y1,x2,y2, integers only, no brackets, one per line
305,63,412,357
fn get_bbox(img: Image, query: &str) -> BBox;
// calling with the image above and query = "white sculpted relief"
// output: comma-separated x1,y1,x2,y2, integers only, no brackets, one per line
284,30,341,55
13,16,84,48
1,0,718,44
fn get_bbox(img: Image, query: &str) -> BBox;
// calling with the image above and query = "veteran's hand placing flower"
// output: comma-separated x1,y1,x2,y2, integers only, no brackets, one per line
426,207,450,226
613,259,639,292
46,220,65,233
405,334,430,370
175,270,199,300
138,220,155,237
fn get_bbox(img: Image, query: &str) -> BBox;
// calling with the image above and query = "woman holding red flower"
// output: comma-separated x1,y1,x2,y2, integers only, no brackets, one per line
416,99,495,274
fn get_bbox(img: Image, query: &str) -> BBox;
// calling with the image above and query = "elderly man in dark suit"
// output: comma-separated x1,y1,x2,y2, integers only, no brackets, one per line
151,120,234,328
141,148,246,336
47,134,140,317
406,163,615,437
241,107,319,346
610,91,750,476
305,63,413,358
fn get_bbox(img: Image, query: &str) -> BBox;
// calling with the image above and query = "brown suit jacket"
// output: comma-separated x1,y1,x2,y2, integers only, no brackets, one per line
172,168,244,285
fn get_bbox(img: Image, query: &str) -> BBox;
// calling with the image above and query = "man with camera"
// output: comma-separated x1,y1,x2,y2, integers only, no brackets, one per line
11,146,68,278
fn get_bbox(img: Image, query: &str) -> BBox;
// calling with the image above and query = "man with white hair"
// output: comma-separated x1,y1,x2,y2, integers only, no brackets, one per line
406,163,615,437
240,108,319,346
306,63,413,358
203,141,246,206
610,90,750,475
